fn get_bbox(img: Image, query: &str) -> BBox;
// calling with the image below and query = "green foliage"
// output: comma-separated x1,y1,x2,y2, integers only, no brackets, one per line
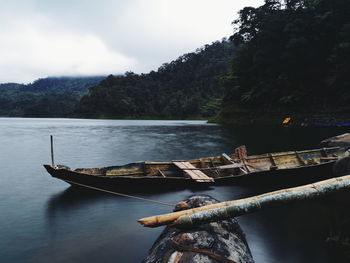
223,0,350,114
200,98,223,117
75,40,235,119
0,77,104,117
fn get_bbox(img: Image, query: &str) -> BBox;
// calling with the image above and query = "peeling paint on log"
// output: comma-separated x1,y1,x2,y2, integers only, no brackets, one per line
141,195,254,263
174,176,350,228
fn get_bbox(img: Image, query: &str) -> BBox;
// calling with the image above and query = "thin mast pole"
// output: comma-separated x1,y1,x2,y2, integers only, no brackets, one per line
50,135,55,167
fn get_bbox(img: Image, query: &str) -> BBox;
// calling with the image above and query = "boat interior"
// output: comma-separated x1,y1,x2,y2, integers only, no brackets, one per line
68,146,347,182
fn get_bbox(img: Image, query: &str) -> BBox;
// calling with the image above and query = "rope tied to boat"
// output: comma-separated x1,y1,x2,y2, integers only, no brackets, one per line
63,179,175,207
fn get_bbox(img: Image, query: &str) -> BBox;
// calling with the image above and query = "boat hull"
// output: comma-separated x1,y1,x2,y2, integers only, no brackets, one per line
44,161,336,192
44,165,208,192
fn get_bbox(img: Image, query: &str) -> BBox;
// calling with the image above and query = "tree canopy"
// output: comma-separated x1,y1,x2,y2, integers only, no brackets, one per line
75,39,235,119
0,77,104,117
222,0,350,117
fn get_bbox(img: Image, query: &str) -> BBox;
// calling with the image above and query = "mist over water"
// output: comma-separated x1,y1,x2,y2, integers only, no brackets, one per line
0,118,348,262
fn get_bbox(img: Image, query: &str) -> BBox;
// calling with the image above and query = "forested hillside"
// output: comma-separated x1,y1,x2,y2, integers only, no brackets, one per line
0,77,104,117
3,0,346,122
75,40,235,119
221,0,350,123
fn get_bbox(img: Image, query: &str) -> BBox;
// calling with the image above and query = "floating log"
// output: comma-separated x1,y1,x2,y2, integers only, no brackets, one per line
141,195,254,263
320,133,350,148
333,156,350,177
138,174,350,228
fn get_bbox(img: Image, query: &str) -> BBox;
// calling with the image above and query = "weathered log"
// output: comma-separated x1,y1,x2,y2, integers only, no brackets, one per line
333,156,350,177
141,195,254,263
320,133,350,147
138,174,350,228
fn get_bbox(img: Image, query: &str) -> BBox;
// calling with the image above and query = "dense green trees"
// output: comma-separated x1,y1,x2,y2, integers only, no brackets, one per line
75,40,235,119
0,77,104,117
0,40,234,119
222,0,350,118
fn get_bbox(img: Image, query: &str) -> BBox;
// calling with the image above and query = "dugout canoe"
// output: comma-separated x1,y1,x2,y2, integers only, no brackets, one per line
43,146,347,191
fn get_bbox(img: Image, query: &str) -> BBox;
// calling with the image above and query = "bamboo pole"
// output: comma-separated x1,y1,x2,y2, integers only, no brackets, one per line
138,174,350,228
50,135,55,167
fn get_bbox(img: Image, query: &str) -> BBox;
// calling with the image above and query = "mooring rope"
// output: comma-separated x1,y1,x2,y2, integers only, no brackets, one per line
63,179,175,207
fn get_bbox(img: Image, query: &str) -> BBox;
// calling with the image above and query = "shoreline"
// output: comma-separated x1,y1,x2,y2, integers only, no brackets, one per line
0,116,209,121
215,108,350,127
2,112,350,127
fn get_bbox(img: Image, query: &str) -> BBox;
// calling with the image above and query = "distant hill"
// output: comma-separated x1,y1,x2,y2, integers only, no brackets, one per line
0,76,105,117
75,39,235,119
0,39,236,119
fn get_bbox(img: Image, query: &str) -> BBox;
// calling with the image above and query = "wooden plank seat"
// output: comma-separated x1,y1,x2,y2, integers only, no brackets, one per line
173,162,215,182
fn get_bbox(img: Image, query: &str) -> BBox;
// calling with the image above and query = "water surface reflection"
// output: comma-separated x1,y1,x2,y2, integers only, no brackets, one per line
0,118,349,262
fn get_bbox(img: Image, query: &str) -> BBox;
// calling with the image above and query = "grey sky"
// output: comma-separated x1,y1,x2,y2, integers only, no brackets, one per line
0,0,263,83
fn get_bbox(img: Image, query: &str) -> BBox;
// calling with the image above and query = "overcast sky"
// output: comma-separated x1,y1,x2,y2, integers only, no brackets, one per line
0,0,263,83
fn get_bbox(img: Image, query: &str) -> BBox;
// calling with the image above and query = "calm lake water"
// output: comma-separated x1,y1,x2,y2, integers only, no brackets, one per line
0,118,349,263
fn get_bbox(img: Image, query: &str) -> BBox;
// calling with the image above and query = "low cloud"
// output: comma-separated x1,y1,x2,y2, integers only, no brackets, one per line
0,17,136,83
0,0,263,83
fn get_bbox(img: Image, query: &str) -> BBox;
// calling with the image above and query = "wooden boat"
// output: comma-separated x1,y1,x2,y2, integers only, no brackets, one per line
43,146,347,192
